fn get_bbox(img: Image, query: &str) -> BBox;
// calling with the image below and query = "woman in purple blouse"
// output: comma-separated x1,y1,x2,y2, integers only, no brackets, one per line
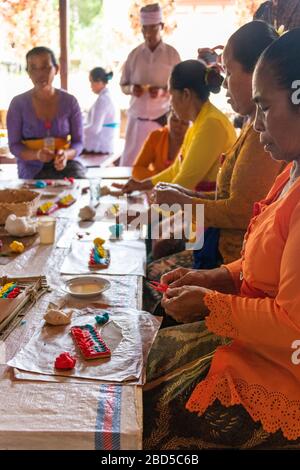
7,46,86,179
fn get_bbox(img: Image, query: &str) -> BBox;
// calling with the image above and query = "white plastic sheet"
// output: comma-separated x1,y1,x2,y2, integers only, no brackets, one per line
8,308,160,383
60,239,146,276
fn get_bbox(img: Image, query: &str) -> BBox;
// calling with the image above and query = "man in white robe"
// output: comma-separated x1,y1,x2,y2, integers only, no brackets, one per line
119,3,180,167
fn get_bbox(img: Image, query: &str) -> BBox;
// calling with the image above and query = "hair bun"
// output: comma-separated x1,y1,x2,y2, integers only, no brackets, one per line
205,66,223,94
106,71,113,81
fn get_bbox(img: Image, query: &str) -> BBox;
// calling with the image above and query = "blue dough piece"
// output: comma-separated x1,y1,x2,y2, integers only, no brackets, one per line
35,180,47,188
95,312,109,325
109,223,124,238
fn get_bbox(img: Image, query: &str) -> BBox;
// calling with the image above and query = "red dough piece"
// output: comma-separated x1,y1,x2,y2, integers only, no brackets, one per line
55,352,76,370
71,325,111,360
7,287,21,298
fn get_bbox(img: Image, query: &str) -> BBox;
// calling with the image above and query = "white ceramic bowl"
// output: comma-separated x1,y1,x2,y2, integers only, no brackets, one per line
63,276,110,298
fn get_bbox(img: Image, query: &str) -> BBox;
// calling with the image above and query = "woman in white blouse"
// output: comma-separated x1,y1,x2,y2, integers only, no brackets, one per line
83,67,119,154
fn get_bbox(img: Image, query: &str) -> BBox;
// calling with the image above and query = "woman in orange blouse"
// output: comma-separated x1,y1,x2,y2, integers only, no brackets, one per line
143,28,300,449
132,112,189,180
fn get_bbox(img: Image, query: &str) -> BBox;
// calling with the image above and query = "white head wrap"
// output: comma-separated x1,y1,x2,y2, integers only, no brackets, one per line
140,3,163,26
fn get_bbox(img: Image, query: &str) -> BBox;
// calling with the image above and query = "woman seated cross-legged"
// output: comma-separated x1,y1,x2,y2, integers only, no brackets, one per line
83,67,119,155
143,28,300,450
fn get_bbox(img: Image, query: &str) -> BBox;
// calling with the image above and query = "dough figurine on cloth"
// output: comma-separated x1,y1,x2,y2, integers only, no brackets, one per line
44,305,73,325
71,324,111,359
79,205,96,221
89,237,110,269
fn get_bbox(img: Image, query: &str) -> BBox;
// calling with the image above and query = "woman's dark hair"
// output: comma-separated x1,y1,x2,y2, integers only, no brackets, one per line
257,28,300,94
90,67,113,84
26,46,58,68
170,59,222,102
228,20,279,73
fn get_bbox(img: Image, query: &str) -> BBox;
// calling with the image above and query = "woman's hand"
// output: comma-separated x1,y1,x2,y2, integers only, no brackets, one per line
166,269,214,289
112,178,153,195
54,149,68,171
161,266,239,295
161,285,211,323
37,149,55,163
155,182,185,192
112,179,141,194
153,184,192,207
161,267,213,289
197,45,223,65
148,86,160,99
161,267,193,286
155,182,200,199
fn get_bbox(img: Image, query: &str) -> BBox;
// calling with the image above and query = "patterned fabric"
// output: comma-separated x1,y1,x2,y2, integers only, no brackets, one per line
143,322,300,449
95,384,122,450
254,0,300,30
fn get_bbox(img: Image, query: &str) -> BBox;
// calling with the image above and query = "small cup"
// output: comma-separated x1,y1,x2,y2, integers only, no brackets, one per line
109,223,124,238
38,216,56,244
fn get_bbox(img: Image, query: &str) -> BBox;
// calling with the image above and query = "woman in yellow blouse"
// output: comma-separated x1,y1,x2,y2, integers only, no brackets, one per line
114,59,236,194
132,112,189,180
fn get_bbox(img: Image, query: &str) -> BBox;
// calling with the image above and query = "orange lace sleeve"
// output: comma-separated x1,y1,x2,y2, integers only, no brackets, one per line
204,291,238,338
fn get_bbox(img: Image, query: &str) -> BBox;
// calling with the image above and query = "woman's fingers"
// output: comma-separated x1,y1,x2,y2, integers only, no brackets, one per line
112,182,124,189
169,272,196,288
165,286,185,299
160,267,187,285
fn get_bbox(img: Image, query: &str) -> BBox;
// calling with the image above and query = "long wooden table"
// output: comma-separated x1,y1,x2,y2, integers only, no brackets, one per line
0,180,147,450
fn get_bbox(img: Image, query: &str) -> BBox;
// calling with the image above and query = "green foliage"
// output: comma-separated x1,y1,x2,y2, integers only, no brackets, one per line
71,0,103,27
69,0,104,59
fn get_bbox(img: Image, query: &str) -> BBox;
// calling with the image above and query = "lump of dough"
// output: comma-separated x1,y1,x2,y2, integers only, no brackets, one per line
44,309,73,326
79,205,96,221
5,214,37,237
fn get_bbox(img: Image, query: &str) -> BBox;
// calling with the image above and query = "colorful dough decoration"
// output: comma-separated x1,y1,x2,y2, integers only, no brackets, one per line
89,237,110,269
71,324,111,360
0,282,21,299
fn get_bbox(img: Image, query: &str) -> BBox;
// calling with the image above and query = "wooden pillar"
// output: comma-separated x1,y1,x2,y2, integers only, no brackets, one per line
59,0,69,90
